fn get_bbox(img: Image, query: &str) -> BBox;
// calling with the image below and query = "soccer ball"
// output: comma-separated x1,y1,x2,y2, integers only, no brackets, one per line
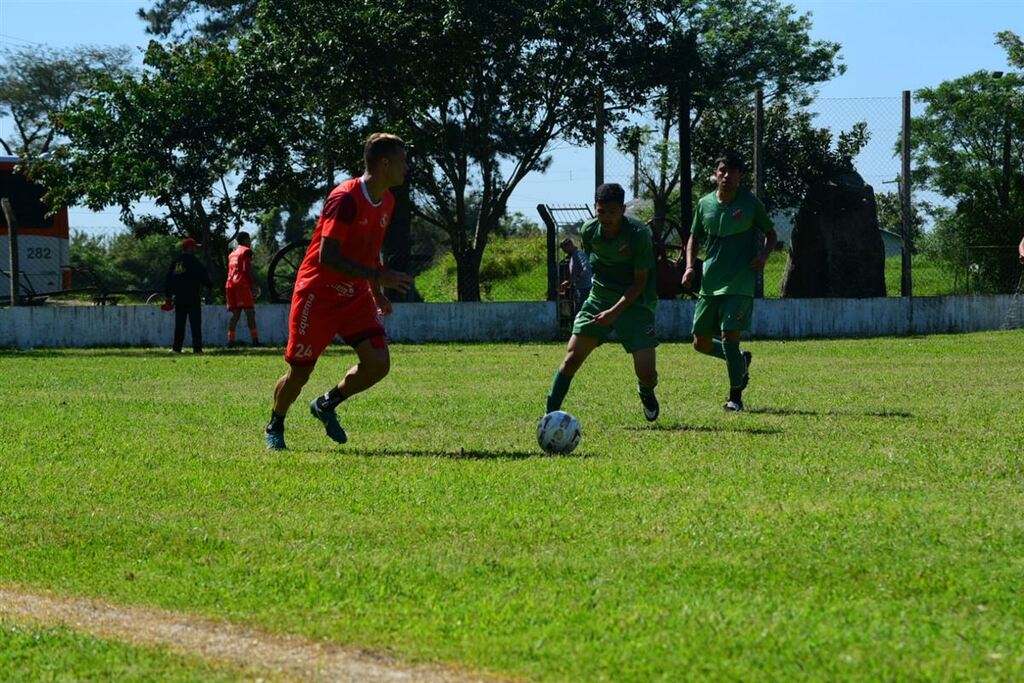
536,411,582,454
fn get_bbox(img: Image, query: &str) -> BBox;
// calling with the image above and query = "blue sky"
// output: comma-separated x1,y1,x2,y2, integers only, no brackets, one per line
0,0,1019,234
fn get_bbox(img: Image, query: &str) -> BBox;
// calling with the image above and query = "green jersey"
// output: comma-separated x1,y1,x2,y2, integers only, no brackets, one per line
580,215,657,314
691,189,775,297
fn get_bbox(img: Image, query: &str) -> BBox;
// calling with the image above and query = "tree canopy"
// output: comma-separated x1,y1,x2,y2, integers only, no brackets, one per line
609,0,845,224
0,45,133,157
33,40,253,280
909,33,1024,290
36,0,846,300
138,0,257,39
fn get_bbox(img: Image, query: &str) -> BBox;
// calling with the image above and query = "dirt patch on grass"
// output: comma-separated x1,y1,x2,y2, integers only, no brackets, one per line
0,586,511,682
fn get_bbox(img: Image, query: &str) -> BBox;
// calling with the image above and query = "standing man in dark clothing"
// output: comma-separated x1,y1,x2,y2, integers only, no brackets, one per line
165,237,212,353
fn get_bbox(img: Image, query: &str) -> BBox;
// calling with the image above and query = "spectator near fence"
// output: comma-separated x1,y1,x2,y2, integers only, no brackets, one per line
1018,235,1024,265
165,237,212,354
225,232,260,346
559,237,592,312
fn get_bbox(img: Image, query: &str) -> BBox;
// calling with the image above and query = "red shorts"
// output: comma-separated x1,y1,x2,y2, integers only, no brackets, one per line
285,283,385,365
225,285,255,311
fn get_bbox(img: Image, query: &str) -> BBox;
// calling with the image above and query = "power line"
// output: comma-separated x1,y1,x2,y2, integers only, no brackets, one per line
0,32,46,48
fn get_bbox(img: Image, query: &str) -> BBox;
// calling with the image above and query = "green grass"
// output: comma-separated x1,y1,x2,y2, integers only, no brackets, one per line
417,236,958,301
417,234,548,302
761,254,956,297
0,619,243,682
2,335,1023,681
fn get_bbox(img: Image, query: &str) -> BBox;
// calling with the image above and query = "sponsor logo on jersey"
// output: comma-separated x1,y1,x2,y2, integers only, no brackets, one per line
330,282,356,298
298,292,316,335
732,208,744,221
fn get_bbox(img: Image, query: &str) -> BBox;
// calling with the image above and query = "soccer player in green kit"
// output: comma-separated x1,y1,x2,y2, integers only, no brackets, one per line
683,152,777,412
546,183,660,421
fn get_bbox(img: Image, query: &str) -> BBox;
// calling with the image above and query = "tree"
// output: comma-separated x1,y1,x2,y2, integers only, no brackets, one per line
616,122,680,227
616,0,845,223
0,46,133,157
239,0,632,301
909,35,1024,290
693,98,869,211
69,231,179,293
32,40,255,282
996,30,1024,69
875,191,925,252
138,0,258,39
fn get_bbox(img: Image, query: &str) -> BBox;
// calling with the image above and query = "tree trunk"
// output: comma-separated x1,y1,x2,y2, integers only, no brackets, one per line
383,181,415,301
653,195,668,224
455,249,482,302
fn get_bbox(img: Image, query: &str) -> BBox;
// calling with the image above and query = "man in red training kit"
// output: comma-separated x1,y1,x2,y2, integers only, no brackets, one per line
265,133,414,450
225,231,259,346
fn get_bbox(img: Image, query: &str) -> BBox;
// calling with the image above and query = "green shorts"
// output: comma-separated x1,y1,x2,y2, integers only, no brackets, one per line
572,294,658,353
692,294,753,336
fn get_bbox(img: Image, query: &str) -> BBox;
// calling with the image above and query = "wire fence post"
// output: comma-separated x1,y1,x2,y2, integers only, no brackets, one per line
753,87,765,299
2,198,18,306
538,204,559,302
901,90,913,297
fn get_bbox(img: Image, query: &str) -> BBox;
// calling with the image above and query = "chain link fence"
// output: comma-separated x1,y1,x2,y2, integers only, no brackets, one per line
598,93,1015,298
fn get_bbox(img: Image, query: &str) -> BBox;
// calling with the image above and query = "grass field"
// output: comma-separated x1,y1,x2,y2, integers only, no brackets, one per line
2,333,1023,681
0,619,242,681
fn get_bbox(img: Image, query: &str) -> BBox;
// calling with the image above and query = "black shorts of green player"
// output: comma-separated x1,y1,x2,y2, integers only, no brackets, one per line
683,152,777,413
546,183,661,423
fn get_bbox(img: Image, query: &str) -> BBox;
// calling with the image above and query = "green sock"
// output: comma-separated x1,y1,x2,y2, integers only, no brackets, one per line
546,370,573,413
697,339,728,360
723,341,746,389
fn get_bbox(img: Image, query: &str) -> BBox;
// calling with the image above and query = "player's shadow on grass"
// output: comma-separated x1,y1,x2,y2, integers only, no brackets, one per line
344,447,585,460
746,407,913,418
627,422,783,435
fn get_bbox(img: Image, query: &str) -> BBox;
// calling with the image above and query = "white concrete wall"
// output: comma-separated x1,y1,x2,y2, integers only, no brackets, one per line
654,296,1015,340
0,302,559,349
0,297,1016,349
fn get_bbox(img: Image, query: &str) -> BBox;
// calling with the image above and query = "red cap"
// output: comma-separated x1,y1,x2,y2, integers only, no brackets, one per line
181,237,201,249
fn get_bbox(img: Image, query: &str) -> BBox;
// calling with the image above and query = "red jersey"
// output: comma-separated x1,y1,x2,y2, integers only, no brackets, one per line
226,245,253,289
293,178,394,294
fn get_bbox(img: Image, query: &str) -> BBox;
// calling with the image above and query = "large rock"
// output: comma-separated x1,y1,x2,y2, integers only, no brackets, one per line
780,172,887,298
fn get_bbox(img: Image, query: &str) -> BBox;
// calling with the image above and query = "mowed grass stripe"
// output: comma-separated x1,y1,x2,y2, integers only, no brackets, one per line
1,334,1022,681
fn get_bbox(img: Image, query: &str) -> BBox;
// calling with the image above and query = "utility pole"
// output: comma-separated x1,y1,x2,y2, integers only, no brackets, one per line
901,90,913,297
753,88,766,299
1,198,18,306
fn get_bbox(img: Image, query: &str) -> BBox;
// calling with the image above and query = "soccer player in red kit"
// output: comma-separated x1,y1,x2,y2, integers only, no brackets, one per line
265,133,414,450
225,231,259,345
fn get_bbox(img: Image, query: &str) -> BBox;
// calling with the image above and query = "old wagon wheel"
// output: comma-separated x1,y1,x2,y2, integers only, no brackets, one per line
646,217,687,263
646,217,689,299
267,239,309,303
